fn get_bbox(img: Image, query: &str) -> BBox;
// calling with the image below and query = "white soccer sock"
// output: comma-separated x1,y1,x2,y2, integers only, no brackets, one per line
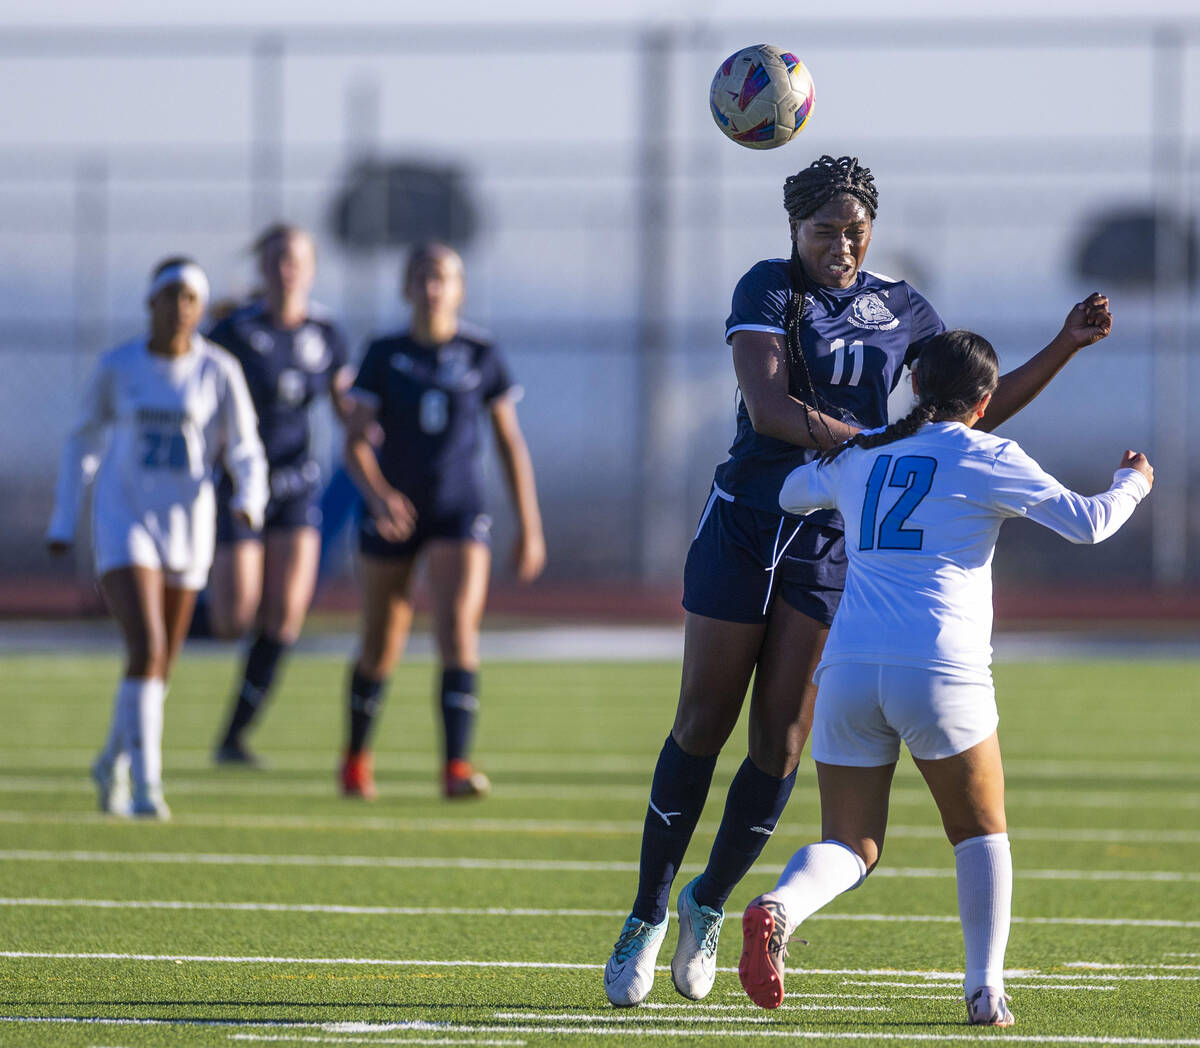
771,840,868,936
955,832,1012,997
126,677,166,790
98,687,126,764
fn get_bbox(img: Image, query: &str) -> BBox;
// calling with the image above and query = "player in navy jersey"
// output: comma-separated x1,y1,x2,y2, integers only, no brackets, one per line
339,243,545,799
604,155,1115,1007
207,225,355,765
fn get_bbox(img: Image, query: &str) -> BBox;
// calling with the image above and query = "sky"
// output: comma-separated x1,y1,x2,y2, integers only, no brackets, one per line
2,0,1200,24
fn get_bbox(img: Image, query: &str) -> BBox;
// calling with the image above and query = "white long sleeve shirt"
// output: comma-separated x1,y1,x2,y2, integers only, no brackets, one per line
779,421,1150,681
48,335,268,546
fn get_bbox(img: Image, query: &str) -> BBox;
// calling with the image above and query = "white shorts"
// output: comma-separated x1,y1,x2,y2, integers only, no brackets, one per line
92,494,214,592
811,661,998,766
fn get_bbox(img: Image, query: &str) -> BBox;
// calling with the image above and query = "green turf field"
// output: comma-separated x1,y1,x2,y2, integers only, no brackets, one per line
1,648,1198,1046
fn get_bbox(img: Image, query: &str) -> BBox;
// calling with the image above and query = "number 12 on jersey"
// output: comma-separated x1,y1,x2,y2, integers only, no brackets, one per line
859,454,938,551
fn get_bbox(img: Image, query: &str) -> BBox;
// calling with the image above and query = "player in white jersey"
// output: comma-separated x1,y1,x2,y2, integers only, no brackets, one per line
735,330,1152,1026
47,257,268,818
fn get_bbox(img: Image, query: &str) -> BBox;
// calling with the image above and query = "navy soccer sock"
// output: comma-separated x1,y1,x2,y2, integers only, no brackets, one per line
439,667,479,764
221,633,288,745
348,667,386,755
693,756,797,912
630,735,719,926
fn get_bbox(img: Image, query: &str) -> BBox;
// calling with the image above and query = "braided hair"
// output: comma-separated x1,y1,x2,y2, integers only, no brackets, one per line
781,156,879,446
820,330,999,464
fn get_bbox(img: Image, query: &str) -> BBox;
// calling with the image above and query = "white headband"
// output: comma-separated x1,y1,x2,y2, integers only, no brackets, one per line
147,262,209,306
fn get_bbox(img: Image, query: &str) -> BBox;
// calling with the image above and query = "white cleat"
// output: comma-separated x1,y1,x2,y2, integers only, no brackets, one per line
604,914,668,1007
90,755,131,816
671,876,724,1000
966,986,1015,1027
131,784,171,821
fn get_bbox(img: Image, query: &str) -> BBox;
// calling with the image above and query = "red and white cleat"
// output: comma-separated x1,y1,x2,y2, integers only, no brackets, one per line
444,758,490,799
739,894,791,1009
340,751,378,800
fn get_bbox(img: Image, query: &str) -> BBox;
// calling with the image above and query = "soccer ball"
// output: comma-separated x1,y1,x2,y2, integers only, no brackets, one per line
709,45,815,150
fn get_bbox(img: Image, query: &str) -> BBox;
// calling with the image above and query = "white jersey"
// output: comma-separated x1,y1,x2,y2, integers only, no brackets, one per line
48,334,268,583
779,421,1150,682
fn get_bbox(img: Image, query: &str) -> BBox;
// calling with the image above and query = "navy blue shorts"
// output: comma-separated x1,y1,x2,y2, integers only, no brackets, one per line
359,508,493,560
682,489,846,626
215,475,322,545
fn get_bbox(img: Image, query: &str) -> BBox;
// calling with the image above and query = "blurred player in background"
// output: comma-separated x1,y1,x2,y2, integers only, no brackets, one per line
604,155,1115,1007
47,258,267,818
207,225,355,766
339,243,545,800
738,329,1152,1025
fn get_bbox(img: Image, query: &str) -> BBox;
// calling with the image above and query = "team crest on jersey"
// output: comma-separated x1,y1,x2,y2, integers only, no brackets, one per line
249,330,275,354
277,367,306,406
390,353,414,372
294,327,330,372
848,292,899,331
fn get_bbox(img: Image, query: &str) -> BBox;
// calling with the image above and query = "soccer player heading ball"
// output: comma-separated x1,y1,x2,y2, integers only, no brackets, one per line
47,258,267,818
604,155,1115,1010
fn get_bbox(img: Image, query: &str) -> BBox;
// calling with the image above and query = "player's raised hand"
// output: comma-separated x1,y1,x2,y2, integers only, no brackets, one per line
1059,292,1112,351
1119,450,1154,488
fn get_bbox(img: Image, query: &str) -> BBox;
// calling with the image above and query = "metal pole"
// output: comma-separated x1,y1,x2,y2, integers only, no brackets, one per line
632,29,673,580
251,33,286,229
342,75,383,347
73,155,108,355
1150,27,1189,589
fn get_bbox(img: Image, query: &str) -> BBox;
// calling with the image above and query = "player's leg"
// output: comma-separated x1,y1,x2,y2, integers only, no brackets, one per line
99,565,170,818
914,730,1012,1026
207,539,263,640
216,524,320,763
425,537,491,798
740,757,887,1008
342,552,417,798
673,600,825,1001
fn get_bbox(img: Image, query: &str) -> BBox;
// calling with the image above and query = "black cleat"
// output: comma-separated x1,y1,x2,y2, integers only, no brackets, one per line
213,738,264,768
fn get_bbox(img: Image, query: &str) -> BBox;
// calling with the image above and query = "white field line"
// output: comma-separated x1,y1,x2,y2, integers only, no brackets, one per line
2,849,1196,883
1067,962,1200,971
2,776,1197,809
241,1024,1200,1045
2,897,1197,931
837,980,1119,991
4,808,1199,846
1,952,1197,983
6,749,1200,786
490,1010,889,1022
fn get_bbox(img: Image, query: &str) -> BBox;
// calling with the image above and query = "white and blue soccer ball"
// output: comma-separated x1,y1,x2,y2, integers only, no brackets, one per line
709,44,815,150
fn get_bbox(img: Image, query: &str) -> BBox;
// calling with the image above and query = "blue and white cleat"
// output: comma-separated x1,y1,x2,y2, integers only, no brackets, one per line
604,914,668,1007
966,986,1015,1026
91,754,131,816
671,876,725,1000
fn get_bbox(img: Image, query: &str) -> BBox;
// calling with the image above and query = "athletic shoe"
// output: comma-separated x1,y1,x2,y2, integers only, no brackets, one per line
340,751,378,800
739,893,791,1009
90,755,131,816
604,914,669,1007
966,986,1015,1026
131,784,171,820
213,738,264,767
444,758,490,799
671,876,724,1000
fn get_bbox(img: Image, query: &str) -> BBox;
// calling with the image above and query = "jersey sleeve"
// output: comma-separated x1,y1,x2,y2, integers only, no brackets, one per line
480,341,520,403
325,322,350,375
778,459,837,516
987,442,1067,517
902,285,947,366
216,358,269,532
47,353,115,543
349,341,388,408
1022,468,1150,545
725,261,792,344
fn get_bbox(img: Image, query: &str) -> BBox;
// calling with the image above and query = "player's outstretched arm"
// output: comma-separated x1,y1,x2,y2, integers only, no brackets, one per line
978,292,1112,432
1025,449,1152,545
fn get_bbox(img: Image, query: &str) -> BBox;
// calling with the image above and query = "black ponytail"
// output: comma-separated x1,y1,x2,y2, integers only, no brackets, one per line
820,329,1000,464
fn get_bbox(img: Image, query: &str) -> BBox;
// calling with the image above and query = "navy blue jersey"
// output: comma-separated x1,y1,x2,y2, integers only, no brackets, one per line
715,260,944,523
207,302,349,472
351,326,516,515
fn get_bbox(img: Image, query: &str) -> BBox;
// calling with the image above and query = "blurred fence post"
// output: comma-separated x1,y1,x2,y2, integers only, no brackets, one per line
632,27,674,580
342,75,384,348
73,155,108,354
251,32,286,230
1150,26,1190,589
